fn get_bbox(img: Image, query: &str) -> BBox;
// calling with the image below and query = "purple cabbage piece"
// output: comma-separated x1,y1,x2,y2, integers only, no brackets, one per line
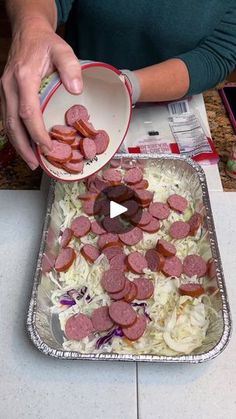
60,296,76,306
132,302,152,321
96,327,124,349
60,287,90,306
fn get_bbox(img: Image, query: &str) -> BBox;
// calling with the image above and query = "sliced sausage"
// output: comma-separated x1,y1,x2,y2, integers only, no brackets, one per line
101,269,126,293
54,247,76,272
50,131,75,145
102,246,124,260
207,258,216,280
51,124,77,137
108,301,137,327
127,251,148,274
156,239,176,257
119,227,143,246
122,200,139,218
110,159,121,168
70,149,84,163
109,279,132,301
167,194,188,213
71,215,91,238
145,249,162,271
169,221,190,239
80,138,96,160
74,119,98,138
62,160,84,174
135,189,154,205
123,281,138,303
183,255,207,278
98,233,121,249
94,175,111,191
82,200,97,216
103,168,122,184
140,218,160,233
132,210,152,226
149,202,170,220
124,167,143,185
65,313,93,340
188,212,202,235
91,220,106,235
71,135,82,150
134,277,154,300
102,216,124,233
109,253,127,271
131,179,149,190
44,140,72,163
78,192,98,201
94,130,110,154
81,244,100,263
107,185,133,203
162,256,183,277
91,306,114,332
60,228,73,248
65,104,89,127
122,315,146,341
179,283,205,298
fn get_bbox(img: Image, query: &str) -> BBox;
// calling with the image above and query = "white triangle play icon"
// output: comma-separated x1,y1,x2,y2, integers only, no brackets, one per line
110,201,127,219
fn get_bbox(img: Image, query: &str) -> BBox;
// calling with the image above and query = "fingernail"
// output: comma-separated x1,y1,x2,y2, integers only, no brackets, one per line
70,79,82,94
41,145,51,154
28,162,39,171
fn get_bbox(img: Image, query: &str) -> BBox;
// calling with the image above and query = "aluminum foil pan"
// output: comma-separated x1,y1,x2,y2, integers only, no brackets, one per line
26,154,231,362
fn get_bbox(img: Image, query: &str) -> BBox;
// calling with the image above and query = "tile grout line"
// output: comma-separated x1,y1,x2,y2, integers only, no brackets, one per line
136,362,140,419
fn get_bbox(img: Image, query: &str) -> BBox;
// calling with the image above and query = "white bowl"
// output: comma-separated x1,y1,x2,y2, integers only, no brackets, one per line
37,62,132,181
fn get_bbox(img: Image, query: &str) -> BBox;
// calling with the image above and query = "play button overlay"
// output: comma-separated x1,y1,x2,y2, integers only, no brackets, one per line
110,201,127,218
94,185,143,234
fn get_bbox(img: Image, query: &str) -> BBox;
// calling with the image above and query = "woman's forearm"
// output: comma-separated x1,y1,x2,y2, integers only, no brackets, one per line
6,0,57,32
134,58,190,102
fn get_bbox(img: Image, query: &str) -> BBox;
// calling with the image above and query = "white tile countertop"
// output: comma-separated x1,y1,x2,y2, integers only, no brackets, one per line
0,169,235,419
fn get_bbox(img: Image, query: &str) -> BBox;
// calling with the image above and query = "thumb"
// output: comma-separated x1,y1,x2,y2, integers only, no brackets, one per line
51,45,83,94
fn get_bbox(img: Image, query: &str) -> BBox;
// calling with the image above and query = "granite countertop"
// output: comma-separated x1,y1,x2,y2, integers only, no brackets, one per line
204,83,236,191
0,83,236,190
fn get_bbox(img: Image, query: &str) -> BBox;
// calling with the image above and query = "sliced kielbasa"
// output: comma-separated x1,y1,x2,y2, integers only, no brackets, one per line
162,256,183,277
167,194,188,213
94,130,110,154
188,212,202,235
183,255,207,278
103,168,122,184
45,140,72,163
122,315,146,341
60,228,73,248
62,160,84,174
149,202,170,220
140,218,160,233
145,249,162,271
119,227,143,246
127,251,148,274
123,281,138,303
91,220,106,235
70,149,84,163
81,244,100,263
109,253,127,271
80,138,96,160
65,313,94,340
124,167,143,185
71,215,91,238
74,119,98,138
102,246,124,260
179,283,205,298
156,239,176,257
98,233,121,249
65,104,89,127
169,221,190,239
109,279,132,301
54,247,76,272
134,277,154,300
101,269,126,293
108,301,137,327
91,306,114,332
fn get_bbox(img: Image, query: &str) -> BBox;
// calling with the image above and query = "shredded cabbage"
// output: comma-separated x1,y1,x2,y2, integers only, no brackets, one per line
44,164,217,356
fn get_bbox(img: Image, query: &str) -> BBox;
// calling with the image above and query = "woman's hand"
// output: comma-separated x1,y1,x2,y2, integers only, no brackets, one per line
0,17,82,169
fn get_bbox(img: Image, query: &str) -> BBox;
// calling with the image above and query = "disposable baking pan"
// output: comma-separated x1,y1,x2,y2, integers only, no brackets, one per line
27,154,231,362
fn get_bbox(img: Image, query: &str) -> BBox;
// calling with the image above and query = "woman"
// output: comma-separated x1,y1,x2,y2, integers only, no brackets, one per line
1,0,236,170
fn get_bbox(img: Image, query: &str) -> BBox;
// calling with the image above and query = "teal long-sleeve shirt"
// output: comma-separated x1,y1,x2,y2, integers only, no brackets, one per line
55,0,236,95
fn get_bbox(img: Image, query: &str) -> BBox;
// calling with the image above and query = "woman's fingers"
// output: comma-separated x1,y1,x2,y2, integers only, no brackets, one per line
1,74,39,169
52,45,83,94
15,65,52,152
